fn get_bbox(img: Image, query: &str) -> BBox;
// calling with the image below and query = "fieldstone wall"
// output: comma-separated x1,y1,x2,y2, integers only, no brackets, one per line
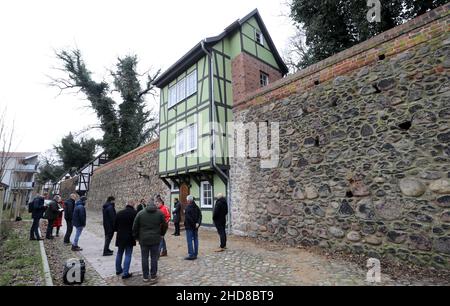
59,176,77,200
230,5,450,269
87,140,169,211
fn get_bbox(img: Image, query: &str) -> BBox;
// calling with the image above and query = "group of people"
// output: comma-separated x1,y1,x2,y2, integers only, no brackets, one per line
29,192,87,251
28,191,229,284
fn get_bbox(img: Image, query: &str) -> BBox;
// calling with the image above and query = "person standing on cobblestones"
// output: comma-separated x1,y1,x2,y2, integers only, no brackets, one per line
114,201,138,279
29,193,46,241
184,195,202,260
213,193,228,252
156,196,170,257
45,195,61,239
102,196,116,256
172,198,181,236
137,198,146,213
72,196,87,252
132,199,166,284
63,193,78,245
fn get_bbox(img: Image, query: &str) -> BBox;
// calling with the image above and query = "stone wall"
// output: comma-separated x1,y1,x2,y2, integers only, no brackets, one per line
87,140,169,211
230,4,450,269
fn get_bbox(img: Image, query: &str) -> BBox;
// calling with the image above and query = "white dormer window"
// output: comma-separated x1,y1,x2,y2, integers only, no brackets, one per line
168,69,197,109
260,71,269,87
255,30,264,45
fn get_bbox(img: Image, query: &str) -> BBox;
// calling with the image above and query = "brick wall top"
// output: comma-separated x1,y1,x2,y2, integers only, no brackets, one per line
94,139,159,175
234,3,450,111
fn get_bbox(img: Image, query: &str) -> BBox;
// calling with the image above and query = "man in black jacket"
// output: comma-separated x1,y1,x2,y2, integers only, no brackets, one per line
63,193,78,245
184,195,202,260
102,196,116,256
114,201,137,279
212,193,228,252
172,198,181,236
29,193,47,241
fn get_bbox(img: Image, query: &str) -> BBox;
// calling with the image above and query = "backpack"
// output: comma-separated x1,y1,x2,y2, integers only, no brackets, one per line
28,201,34,213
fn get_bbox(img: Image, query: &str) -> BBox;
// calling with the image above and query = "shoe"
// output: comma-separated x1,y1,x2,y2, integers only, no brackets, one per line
214,248,226,252
56,234,59,237
116,271,123,276
30,237,36,241
72,246,83,251
103,252,114,256
143,278,149,283
64,241,71,245
171,233,176,236
160,250,167,257
122,273,133,280
108,249,114,253
46,236,54,240
150,276,158,284
184,256,197,260
174,234,180,237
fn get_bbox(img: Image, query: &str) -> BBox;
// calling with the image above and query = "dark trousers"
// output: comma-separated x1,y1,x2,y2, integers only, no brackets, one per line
46,219,55,238
215,223,227,249
30,217,40,239
64,219,73,243
140,244,160,279
104,232,114,253
174,222,180,235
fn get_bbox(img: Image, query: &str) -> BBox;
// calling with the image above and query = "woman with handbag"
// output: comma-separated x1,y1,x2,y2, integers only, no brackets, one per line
52,196,64,237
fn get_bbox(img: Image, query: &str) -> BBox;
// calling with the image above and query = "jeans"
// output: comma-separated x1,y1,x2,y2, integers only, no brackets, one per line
64,220,73,243
215,223,227,249
73,227,84,246
116,246,133,276
159,237,167,253
174,222,180,235
185,229,199,258
46,219,54,238
140,244,159,279
30,217,40,239
104,232,114,253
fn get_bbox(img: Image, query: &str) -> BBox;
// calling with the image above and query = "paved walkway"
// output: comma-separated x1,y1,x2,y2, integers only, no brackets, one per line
58,209,448,286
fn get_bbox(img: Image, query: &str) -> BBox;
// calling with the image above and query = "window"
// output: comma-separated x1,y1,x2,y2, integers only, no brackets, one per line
187,124,198,152
200,181,213,208
170,181,179,192
255,30,264,45
260,72,269,87
168,69,198,109
175,123,197,155
186,70,197,97
176,129,185,155
177,78,186,102
168,85,177,108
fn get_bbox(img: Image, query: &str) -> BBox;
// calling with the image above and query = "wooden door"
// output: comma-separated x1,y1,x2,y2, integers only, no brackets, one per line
179,183,189,225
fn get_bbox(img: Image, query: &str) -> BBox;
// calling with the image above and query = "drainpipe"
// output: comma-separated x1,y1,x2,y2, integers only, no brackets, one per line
201,41,232,234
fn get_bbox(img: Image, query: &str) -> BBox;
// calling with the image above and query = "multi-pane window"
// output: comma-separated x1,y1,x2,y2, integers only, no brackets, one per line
176,129,185,155
168,70,197,108
200,181,213,208
175,123,197,155
260,72,269,87
255,30,264,45
186,70,197,97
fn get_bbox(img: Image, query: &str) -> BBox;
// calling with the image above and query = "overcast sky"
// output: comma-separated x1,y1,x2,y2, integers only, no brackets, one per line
0,0,295,154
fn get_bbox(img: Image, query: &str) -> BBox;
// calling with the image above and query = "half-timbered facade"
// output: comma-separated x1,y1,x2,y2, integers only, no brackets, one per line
75,151,109,196
153,9,288,225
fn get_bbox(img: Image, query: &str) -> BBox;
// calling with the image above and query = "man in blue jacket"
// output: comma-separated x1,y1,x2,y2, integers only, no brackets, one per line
72,196,87,252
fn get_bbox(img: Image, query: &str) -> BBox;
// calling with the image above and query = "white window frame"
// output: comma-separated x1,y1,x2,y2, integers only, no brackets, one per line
200,181,213,208
186,123,198,152
186,70,197,97
176,129,185,156
175,123,197,156
170,181,179,192
260,71,269,87
255,29,264,46
168,69,197,109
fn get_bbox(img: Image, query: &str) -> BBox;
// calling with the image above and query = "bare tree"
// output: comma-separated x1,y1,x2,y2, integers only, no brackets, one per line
282,28,309,74
0,107,15,237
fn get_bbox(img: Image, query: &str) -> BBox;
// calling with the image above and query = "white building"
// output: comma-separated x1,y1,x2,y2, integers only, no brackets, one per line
1,152,39,204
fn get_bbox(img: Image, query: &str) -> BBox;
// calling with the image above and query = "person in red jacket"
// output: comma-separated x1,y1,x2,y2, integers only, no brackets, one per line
155,195,170,257
52,195,64,237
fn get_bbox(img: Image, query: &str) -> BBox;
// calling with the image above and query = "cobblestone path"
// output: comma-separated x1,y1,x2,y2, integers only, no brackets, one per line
47,209,449,286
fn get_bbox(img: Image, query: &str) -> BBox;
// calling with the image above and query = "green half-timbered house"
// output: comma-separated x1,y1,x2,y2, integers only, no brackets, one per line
153,9,288,225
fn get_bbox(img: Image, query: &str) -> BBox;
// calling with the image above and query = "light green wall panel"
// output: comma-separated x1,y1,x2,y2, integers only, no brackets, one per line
160,129,167,149
187,95,196,110
247,17,259,29
199,109,210,134
257,45,278,68
187,153,197,167
226,82,233,106
177,156,186,168
243,35,256,55
159,152,166,172
229,31,241,59
199,137,210,163
167,150,175,171
214,174,226,196
242,22,255,39
202,211,212,225
225,58,231,81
